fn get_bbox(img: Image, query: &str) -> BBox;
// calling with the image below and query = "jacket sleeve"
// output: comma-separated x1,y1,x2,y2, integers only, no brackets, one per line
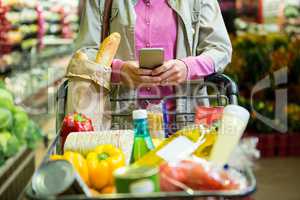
75,0,102,49
196,0,232,73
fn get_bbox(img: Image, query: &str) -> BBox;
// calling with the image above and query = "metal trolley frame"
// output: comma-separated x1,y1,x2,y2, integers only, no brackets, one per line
25,73,256,200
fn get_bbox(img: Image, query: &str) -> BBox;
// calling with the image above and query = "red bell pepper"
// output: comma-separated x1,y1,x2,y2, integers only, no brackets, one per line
60,112,94,150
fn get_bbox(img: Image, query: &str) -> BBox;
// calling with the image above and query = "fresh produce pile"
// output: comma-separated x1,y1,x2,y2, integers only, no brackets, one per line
51,144,126,195
0,82,42,166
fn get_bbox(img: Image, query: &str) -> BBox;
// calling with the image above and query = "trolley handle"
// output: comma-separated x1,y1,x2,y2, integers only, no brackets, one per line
204,73,238,105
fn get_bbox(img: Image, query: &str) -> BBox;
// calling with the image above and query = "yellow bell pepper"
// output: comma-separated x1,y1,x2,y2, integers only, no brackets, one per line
50,154,64,161
87,144,125,190
50,152,90,186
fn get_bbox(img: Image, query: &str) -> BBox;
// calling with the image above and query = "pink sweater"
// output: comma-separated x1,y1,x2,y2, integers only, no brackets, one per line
111,0,214,103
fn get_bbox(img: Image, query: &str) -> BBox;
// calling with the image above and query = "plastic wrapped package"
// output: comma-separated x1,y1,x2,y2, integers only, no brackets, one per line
228,137,260,171
159,157,247,192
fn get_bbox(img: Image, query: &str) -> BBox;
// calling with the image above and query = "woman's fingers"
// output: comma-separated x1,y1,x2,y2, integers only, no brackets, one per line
152,61,174,76
160,74,179,85
138,75,161,84
137,68,153,76
158,67,177,81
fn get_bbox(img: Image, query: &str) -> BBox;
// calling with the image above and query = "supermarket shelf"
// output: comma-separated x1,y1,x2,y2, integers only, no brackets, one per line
0,147,35,200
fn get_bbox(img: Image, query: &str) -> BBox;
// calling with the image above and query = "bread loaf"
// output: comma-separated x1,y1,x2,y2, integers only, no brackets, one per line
95,32,121,67
74,51,89,61
64,130,134,163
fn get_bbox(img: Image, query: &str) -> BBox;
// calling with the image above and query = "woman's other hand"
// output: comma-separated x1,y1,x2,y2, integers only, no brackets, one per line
120,61,162,87
152,59,188,85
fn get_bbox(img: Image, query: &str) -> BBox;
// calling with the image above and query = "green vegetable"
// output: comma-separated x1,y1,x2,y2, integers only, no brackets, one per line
0,153,5,166
0,131,20,158
0,88,14,111
12,106,29,141
0,108,13,131
26,120,43,149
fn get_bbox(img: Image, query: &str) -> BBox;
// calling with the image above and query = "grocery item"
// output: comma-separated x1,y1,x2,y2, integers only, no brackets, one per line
195,106,224,128
66,47,112,131
132,125,216,167
159,158,242,192
176,125,217,159
209,105,250,166
51,151,90,186
64,130,133,163
60,112,94,150
32,160,91,197
95,32,121,66
74,51,89,61
89,188,101,197
130,110,155,164
147,103,165,140
86,144,125,190
114,166,160,193
101,185,115,194
147,112,164,143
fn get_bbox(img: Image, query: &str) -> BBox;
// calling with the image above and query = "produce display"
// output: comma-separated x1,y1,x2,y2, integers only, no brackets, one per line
226,33,300,133
0,83,42,166
0,0,79,73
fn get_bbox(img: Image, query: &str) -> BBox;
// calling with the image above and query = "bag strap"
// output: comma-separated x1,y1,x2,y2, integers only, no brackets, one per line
101,0,113,42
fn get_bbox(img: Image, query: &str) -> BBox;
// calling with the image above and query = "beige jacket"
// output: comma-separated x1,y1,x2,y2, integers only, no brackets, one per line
76,0,232,104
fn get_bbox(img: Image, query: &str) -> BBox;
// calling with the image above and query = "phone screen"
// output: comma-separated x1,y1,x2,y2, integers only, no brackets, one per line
139,48,164,69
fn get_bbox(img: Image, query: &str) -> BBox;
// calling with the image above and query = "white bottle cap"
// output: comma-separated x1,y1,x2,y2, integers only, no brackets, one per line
132,109,148,120
223,105,250,124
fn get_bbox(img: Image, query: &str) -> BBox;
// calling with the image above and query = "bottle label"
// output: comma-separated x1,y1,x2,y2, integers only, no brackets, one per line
156,136,195,163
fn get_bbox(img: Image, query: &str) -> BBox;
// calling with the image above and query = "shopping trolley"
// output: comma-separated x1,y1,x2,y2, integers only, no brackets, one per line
25,73,256,200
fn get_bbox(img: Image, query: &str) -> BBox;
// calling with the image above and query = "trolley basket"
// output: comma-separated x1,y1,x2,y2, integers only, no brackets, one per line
25,73,256,200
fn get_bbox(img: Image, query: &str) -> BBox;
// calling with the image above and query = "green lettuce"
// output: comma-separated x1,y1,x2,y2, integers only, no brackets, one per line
26,120,43,149
12,106,29,142
0,108,13,131
0,131,20,158
0,88,14,111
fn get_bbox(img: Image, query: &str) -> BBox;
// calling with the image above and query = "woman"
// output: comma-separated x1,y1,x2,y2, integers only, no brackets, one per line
76,0,232,112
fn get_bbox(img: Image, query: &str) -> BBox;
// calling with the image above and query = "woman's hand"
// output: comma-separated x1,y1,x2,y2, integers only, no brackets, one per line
152,59,188,85
120,61,162,87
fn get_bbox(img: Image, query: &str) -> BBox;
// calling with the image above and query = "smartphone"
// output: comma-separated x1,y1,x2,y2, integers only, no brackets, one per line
139,48,164,69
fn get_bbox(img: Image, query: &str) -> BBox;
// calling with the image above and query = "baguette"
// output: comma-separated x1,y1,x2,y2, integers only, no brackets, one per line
64,130,134,163
74,51,89,61
95,32,121,67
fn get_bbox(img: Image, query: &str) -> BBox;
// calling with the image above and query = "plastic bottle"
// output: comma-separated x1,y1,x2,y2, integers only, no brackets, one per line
132,125,216,167
130,110,155,164
209,105,250,166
